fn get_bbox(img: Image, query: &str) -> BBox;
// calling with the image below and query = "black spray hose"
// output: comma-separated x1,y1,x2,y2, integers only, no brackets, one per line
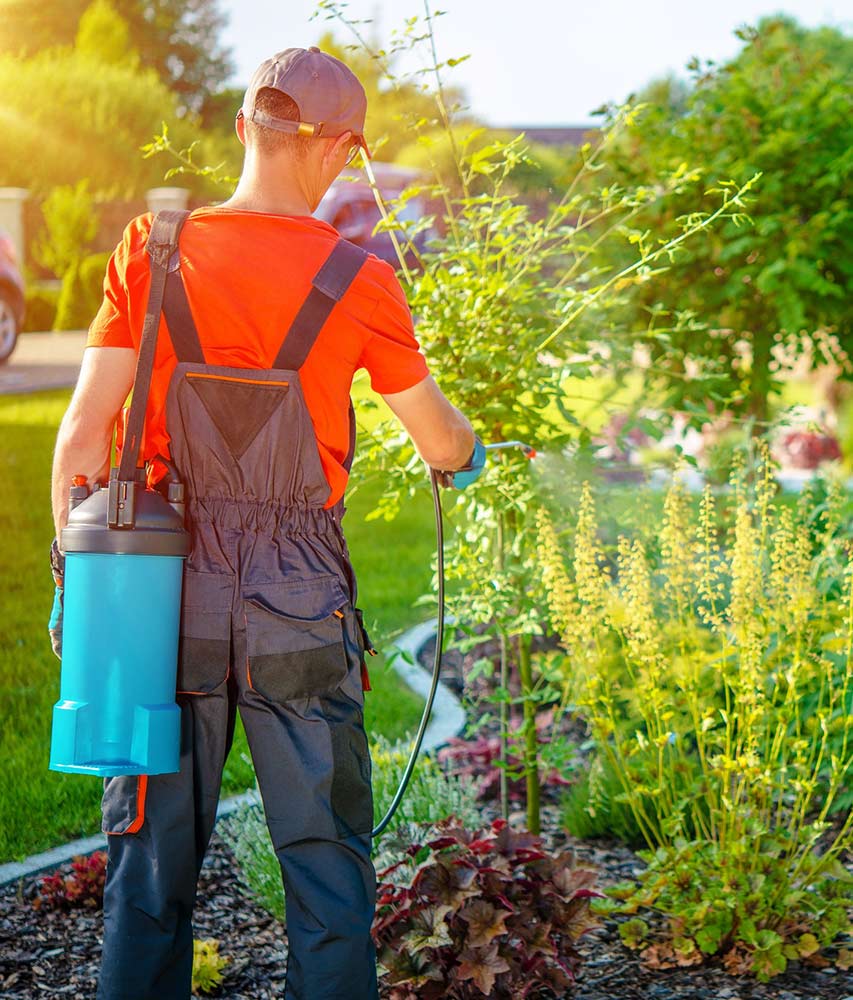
371,467,445,839
369,442,534,841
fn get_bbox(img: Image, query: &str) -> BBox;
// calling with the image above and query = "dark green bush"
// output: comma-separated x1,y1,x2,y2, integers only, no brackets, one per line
22,283,60,332
53,251,109,330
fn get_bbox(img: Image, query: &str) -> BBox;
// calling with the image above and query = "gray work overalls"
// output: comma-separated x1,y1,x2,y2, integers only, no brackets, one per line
96,224,379,1000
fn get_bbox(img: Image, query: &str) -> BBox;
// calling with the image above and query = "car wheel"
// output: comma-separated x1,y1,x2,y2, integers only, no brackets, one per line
0,292,19,364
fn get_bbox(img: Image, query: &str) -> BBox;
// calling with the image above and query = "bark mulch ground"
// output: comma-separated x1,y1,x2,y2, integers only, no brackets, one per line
2,818,851,999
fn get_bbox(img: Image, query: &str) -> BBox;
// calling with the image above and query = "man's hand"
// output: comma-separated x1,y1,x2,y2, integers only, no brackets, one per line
52,346,135,539
434,437,487,490
48,538,64,659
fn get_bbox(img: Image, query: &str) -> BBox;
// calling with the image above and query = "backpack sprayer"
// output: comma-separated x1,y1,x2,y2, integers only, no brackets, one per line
371,439,535,838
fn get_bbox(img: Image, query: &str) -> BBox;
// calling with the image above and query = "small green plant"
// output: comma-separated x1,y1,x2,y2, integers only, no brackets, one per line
191,938,229,995
33,850,107,911
560,754,645,846
219,794,286,921
371,734,481,830
536,443,853,977
373,816,601,998
600,838,852,981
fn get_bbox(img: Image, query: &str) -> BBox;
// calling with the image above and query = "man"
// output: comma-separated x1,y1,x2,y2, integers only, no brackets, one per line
50,47,484,1000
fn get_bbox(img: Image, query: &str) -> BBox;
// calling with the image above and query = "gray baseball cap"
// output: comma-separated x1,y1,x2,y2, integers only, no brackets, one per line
241,46,369,156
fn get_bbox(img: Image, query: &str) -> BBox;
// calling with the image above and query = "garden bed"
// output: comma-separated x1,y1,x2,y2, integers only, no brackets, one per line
2,618,851,998
1,812,851,999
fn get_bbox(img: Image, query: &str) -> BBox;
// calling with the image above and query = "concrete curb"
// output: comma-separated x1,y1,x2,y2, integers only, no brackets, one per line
0,617,461,886
384,617,466,754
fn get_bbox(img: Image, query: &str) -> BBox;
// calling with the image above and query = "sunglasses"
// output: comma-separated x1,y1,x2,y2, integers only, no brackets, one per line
344,140,363,165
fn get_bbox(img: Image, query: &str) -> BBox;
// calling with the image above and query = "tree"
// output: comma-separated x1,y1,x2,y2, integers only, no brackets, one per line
75,0,138,67
0,0,233,112
0,45,201,196
599,17,853,425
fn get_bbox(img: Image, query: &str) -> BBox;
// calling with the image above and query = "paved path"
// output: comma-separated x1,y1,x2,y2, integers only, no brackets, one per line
0,331,87,395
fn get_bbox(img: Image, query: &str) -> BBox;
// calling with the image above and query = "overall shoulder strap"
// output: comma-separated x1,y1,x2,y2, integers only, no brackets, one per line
160,214,205,364
114,210,190,488
273,239,368,371
163,266,205,364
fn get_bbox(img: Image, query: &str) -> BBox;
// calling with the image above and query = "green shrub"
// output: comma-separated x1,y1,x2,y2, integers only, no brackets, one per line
218,795,284,921
31,181,106,331
536,445,853,977
0,46,198,196
79,251,111,322
371,733,481,832
22,283,60,333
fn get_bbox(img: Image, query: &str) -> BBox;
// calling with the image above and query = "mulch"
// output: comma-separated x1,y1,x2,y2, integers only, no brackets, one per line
2,817,851,999
1,631,851,999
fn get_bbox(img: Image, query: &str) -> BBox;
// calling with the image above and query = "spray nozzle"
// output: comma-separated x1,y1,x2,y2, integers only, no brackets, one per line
484,441,537,459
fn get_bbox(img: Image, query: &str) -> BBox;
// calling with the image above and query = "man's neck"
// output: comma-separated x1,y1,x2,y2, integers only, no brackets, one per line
220,151,324,216
219,184,312,217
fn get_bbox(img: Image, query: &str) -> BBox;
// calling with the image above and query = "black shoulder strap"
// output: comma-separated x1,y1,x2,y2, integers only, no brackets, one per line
273,239,368,371
163,261,205,365
113,210,190,498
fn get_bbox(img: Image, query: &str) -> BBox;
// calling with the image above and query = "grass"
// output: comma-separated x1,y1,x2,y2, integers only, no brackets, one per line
0,388,434,862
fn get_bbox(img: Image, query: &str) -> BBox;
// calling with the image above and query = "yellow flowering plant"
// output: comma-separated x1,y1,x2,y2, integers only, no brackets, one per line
536,442,853,977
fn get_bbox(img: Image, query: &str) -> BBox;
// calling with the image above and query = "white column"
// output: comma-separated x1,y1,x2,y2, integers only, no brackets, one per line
145,187,190,214
0,188,29,266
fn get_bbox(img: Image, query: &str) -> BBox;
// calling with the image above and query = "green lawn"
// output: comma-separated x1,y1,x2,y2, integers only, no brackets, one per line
0,388,434,862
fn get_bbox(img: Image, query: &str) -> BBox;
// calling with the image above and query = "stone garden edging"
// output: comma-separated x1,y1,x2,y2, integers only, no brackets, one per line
0,617,461,886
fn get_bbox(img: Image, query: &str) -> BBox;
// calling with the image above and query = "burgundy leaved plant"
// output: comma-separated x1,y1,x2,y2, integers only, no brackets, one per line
438,716,573,803
372,816,602,999
34,851,107,911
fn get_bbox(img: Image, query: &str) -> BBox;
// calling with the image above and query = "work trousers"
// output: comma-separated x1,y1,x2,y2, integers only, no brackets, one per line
96,621,378,1000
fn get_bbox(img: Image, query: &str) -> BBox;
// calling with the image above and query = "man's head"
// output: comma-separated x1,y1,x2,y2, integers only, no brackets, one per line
239,46,368,163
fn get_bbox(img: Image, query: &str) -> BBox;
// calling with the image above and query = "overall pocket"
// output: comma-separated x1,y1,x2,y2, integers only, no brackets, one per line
244,575,350,703
178,570,234,694
101,775,148,836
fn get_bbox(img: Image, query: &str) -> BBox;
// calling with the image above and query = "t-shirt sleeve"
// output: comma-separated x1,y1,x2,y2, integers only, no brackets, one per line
86,221,138,349
358,264,429,394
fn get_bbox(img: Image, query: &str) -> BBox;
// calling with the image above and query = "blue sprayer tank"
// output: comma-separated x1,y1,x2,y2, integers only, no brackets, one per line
49,472,190,777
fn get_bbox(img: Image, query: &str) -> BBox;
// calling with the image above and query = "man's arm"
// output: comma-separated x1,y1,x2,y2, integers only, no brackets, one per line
51,347,137,541
381,375,476,471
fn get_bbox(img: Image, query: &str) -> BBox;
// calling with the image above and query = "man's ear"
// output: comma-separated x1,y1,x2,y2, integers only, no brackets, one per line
235,110,246,146
324,132,351,166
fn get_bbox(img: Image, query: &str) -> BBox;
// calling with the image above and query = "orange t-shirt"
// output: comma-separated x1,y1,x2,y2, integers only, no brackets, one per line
87,207,429,507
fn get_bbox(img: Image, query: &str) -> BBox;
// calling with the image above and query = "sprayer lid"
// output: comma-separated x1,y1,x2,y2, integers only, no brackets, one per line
61,483,190,556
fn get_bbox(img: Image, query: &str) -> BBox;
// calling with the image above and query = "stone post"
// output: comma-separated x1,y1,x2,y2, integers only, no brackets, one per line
0,188,29,266
145,187,190,215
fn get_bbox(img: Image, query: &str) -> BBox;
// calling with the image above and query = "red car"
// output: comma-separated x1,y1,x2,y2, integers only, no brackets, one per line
314,163,434,268
0,230,25,363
